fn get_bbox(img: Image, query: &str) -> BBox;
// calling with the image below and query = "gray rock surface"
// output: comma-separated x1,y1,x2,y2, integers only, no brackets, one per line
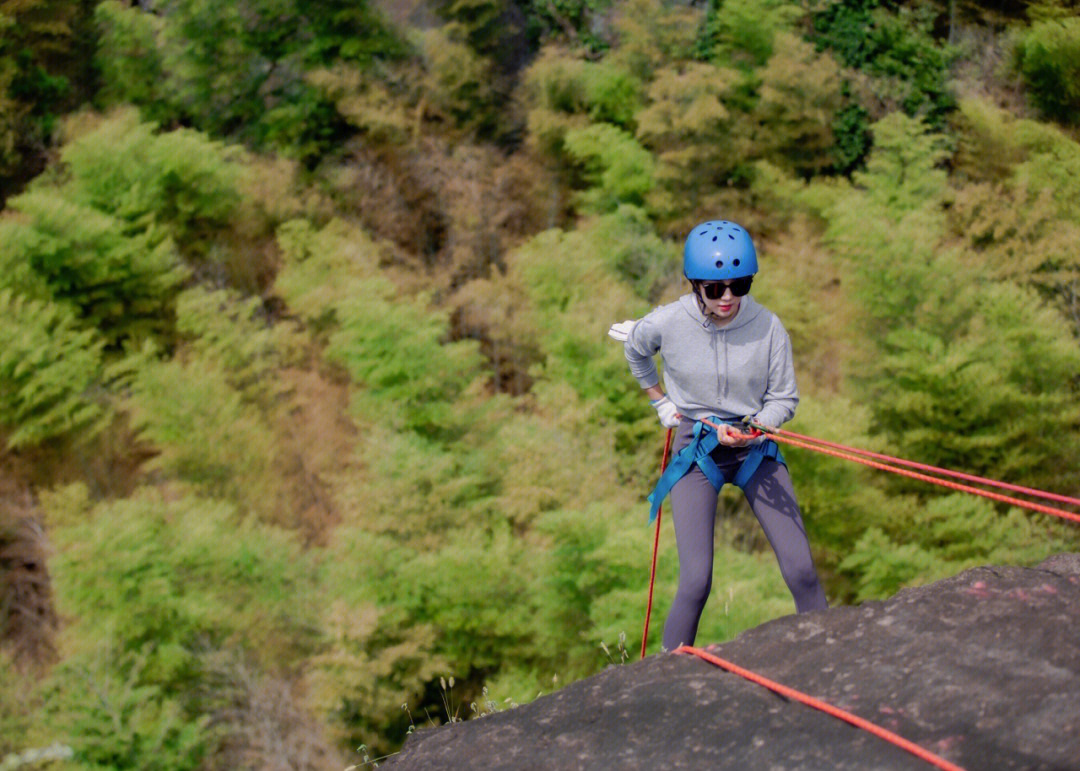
386,554,1080,770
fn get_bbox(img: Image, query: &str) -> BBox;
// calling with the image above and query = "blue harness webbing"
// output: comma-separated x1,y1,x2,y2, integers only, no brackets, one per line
646,418,785,523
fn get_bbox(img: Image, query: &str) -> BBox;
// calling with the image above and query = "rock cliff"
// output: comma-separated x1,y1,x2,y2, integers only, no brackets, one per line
387,554,1080,770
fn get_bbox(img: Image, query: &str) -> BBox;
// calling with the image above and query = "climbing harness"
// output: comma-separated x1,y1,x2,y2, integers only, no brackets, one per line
646,418,783,523
640,418,781,658
675,645,967,771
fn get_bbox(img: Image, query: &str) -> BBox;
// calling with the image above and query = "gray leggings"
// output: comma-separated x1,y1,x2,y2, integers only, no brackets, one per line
662,426,828,650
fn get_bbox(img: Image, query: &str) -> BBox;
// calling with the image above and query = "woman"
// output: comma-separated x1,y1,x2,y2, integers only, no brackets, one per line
610,219,828,650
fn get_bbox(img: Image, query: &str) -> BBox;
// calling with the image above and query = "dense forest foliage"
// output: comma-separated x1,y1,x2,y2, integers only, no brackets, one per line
2,0,1079,767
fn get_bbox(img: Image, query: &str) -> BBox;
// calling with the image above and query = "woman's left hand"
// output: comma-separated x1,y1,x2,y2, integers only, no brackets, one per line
717,424,755,447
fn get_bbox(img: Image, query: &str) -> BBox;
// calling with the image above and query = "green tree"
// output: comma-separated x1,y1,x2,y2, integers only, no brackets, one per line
609,0,699,81
696,0,801,69
414,26,498,135
522,46,644,163
944,99,1080,333
57,110,247,266
95,0,407,160
93,2,167,120
429,0,513,58
867,289,1080,493
522,0,614,52
635,61,744,216
0,109,274,357
752,33,845,177
275,218,484,437
829,112,1080,499
839,494,1072,601
0,292,109,448
1012,17,1080,125
45,648,211,771
124,290,302,523
0,191,187,349
562,123,655,212
809,0,955,175
43,487,319,769
0,0,95,196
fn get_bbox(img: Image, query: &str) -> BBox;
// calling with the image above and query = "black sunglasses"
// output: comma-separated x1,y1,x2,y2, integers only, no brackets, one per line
700,277,753,299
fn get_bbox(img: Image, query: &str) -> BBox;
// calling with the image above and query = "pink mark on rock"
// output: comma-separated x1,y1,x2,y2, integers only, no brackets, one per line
934,735,965,752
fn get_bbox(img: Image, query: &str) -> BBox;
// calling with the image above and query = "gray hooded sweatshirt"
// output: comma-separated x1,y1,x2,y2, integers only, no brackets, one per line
624,293,798,428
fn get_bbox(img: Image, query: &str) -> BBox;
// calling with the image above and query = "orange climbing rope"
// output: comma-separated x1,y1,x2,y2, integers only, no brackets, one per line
696,419,1080,525
640,428,673,660
674,644,967,771
758,424,1080,508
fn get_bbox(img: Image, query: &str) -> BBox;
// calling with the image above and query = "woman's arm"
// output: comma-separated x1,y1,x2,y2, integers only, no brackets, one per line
755,320,799,429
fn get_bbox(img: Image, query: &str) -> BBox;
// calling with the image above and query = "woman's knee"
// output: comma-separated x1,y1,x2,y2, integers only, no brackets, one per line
677,567,713,606
782,557,822,597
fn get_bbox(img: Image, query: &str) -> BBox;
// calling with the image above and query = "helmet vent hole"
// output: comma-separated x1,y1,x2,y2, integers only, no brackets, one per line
728,234,735,240
733,259,740,266
716,260,724,268
712,236,718,241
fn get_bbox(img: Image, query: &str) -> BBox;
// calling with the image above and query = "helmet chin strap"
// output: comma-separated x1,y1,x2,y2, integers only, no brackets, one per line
690,280,715,320
690,279,747,324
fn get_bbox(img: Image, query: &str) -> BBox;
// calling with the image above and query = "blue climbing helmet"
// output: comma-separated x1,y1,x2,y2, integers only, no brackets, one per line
683,220,758,281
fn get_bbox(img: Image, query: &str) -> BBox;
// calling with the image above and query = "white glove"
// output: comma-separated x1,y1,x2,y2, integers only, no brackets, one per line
607,320,636,342
650,396,681,428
